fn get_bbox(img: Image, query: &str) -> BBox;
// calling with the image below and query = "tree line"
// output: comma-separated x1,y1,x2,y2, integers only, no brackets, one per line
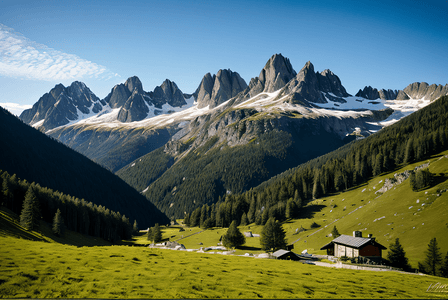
1,170,133,242
179,96,447,232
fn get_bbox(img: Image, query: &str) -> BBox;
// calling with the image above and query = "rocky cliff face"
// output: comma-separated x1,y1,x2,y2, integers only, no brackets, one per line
20,81,102,131
276,61,350,104
403,82,448,100
247,53,297,96
355,86,399,100
194,69,247,108
149,79,187,108
356,82,448,101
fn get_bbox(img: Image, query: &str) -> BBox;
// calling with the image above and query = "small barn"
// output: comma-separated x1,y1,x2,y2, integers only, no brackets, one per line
320,231,386,261
272,249,301,261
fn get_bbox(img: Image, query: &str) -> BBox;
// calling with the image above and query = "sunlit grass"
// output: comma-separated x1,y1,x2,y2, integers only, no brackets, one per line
1,235,447,299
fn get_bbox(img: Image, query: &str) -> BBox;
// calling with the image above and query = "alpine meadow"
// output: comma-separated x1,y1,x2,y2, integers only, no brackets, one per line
1,1,448,298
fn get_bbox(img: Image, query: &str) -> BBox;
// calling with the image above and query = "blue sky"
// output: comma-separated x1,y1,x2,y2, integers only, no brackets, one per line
1,0,447,115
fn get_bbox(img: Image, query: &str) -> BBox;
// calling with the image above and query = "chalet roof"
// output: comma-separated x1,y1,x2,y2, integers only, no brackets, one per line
272,249,291,257
330,234,387,250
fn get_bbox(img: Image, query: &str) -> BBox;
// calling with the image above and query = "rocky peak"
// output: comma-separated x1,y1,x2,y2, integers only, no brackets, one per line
19,81,102,131
50,84,65,100
195,69,247,108
125,76,143,94
318,69,350,97
150,79,187,108
277,61,349,104
258,53,296,93
403,82,448,100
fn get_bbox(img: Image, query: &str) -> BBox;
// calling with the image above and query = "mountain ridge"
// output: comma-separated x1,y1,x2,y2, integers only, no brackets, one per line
17,54,448,217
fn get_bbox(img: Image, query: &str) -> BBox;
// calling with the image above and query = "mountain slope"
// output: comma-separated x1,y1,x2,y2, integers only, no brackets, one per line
18,54,447,219
0,106,168,228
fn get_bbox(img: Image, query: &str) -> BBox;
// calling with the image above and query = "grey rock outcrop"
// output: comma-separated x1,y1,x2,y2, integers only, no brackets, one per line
247,53,296,96
403,82,448,100
356,82,448,101
355,86,398,100
20,81,101,131
149,79,187,108
194,69,247,108
104,76,188,122
278,61,350,104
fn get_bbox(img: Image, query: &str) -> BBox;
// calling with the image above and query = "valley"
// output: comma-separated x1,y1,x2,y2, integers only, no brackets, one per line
2,52,448,299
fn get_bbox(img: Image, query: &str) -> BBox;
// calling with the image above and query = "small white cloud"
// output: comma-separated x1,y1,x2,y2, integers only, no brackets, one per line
0,102,33,116
0,24,117,81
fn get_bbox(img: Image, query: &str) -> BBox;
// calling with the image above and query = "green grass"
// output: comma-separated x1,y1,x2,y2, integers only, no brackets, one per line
282,151,448,267
1,235,447,299
1,151,448,298
167,150,448,267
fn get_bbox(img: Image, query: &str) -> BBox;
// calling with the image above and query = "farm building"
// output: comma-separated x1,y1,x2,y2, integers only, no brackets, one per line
272,249,301,261
320,231,386,261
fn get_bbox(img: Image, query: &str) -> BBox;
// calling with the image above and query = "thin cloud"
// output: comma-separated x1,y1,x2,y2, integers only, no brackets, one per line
0,24,118,81
0,102,33,116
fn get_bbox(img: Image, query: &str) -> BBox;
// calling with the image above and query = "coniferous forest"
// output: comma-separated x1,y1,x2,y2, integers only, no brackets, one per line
0,106,169,228
182,96,448,229
1,170,132,242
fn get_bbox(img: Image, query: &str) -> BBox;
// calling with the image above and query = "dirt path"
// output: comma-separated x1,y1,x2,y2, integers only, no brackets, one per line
174,230,204,242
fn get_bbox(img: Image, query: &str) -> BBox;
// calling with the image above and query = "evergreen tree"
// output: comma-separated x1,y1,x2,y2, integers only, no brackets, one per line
387,238,411,270
222,220,246,249
183,213,190,227
440,252,448,278
20,186,40,230
152,223,162,243
147,227,153,241
260,217,287,252
423,238,442,276
240,212,248,226
52,208,64,236
261,206,270,225
331,225,340,238
293,189,302,208
247,196,256,224
133,220,139,234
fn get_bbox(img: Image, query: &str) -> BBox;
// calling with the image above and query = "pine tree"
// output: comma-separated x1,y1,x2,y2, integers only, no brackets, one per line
222,220,246,249
20,186,40,230
147,227,153,242
387,238,411,270
133,220,139,234
152,223,162,243
331,225,340,238
240,212,248,226
423,238,442,276
52,208,63,236
260,217,287,252
440,252,448,278
183,213,190,227
293,189,302,208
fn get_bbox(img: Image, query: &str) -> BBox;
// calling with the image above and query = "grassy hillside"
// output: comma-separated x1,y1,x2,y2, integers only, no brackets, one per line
0,207,111,247
163,149,448,268
286,150,448,268
2,234,447,299
2,197,448,298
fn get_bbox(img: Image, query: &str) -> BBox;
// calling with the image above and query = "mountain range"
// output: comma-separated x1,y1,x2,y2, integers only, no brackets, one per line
18,54,448,219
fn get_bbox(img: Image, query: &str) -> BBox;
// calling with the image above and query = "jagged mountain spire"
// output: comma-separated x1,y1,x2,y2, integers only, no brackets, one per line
194,69,247,108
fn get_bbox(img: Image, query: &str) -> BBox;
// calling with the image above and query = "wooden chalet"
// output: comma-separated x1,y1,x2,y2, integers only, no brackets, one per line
272,249,301,261
320,231,386,261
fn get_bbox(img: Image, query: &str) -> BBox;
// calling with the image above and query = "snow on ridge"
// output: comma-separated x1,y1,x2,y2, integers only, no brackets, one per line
45,88,433,134
31,119,44,128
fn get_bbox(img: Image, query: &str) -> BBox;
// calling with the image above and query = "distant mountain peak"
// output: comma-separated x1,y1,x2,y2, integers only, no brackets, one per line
257,53,297,93
125,76,144,94
194,69,247,108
